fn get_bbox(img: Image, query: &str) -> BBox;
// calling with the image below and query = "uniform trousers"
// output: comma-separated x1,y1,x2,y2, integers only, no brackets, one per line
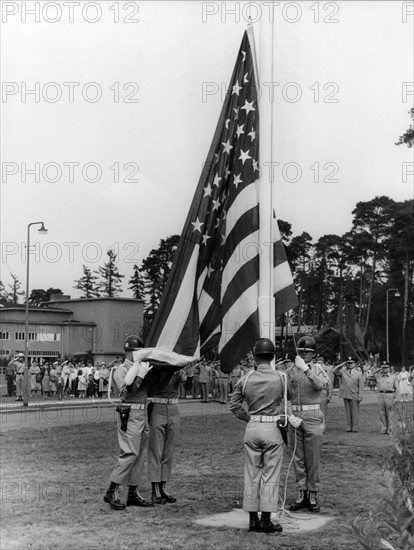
15,375,24,397
343,398,360,431
320,388,329,421
288,409,324,492
110,408,148,486
218,378,228,403
148,404,180,482
243,422,283,512
378,393,394,433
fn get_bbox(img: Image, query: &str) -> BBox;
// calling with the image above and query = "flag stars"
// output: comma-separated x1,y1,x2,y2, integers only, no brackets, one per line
203,183,212,198
236,124,245,138
241,99,255,115
241,50,246,62
244,72,249,83
233,173,243,187
232,80,242,95
224,166,231,178
191,218,204,233
201,234,211,246
248,128,256,141
252,159,260,172
212,199,221,211
225,118,231,129
239,149,252,164
233,107,239,119
222,139,233,155
213,174,222,187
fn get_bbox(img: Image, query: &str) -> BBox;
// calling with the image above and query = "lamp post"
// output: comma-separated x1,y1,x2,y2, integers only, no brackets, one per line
386,288,400,364
23,222,48,407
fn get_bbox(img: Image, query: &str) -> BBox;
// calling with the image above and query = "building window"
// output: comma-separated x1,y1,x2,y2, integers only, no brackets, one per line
15,332,38,341
40,333,61,343
0,350,10,356
0,332,10,340
13,350,60,357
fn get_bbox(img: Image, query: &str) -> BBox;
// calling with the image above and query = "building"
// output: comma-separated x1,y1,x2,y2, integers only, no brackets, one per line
0,296,144,365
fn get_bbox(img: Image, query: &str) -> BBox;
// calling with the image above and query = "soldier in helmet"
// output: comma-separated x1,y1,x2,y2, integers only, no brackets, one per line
286,336,325,513
103,335,154,510
229,338,291,534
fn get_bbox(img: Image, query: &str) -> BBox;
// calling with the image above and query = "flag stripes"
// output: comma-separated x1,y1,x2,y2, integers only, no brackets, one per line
135,31,298,372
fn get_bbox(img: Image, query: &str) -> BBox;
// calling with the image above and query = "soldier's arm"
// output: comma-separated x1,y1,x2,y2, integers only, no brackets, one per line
229,379,250,422
304,368,325,390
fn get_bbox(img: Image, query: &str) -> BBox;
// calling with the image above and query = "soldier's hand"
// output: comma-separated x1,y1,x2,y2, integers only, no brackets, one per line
295,356,308,372
288,414,302,429
125,362,141,386
137,361,152,379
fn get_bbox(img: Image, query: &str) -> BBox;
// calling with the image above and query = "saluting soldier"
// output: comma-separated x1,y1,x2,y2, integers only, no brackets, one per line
230,338,289,534
104,335,153,510
375,360,397,434
333,357,364,433
147,369,181,504
9,353,25,401
286,336,325,514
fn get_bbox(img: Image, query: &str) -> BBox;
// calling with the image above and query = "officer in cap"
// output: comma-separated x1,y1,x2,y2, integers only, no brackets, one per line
333,357,364,432
104,335,153,510
230,338,289,534
286,336,325,513
374,360,397,434
9,353,25,401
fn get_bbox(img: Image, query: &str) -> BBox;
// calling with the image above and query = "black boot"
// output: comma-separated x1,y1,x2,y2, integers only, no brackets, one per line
160,481,177,503
248,512,260,532
259,512,283,534
126,486,153,507
103,482,125,510
151,482,166,504
289,489,309,511
308,491,320,513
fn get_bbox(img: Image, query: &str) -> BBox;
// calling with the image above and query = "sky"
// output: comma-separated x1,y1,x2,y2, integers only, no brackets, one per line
1,0,413,298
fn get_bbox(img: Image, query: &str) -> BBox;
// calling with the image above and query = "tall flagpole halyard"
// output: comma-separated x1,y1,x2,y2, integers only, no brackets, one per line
254,12,276,342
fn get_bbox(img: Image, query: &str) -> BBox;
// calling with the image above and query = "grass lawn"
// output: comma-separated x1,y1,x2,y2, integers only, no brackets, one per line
0,403,399,550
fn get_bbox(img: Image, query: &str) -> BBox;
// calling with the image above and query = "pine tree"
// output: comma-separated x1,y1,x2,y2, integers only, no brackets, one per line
95,250,124,297
128,264,146,300
74,265,101,298
7,274,25,304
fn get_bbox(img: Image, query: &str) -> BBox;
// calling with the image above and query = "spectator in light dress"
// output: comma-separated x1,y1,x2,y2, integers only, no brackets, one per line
77,369,87,398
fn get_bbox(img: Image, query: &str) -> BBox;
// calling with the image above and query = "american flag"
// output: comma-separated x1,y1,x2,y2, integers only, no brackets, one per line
137,31,298,373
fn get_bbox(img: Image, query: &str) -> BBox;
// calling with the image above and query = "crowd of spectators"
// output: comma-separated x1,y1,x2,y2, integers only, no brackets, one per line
5,357,121,400
5,352,413,406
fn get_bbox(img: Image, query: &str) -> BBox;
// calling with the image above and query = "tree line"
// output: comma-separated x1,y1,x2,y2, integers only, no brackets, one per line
1,110,412,363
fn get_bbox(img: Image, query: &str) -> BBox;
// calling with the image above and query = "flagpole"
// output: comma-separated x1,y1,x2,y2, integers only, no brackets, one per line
254,16,275,342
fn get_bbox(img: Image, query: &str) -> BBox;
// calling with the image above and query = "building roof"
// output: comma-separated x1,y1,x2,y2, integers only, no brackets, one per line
47,297,143,304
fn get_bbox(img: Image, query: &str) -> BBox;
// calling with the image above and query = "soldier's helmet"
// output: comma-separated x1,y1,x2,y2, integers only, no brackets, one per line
124,335,144,351
297,336,316,352
252,338,275,357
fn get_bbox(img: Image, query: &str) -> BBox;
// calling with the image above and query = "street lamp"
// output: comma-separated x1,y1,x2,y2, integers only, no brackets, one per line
386,288,400,364
23,222,48,407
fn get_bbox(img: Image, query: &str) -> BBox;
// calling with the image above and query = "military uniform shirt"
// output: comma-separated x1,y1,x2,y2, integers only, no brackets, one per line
376,373,397,393
230,366,290,421
287,364,325,405
113,359,147,404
